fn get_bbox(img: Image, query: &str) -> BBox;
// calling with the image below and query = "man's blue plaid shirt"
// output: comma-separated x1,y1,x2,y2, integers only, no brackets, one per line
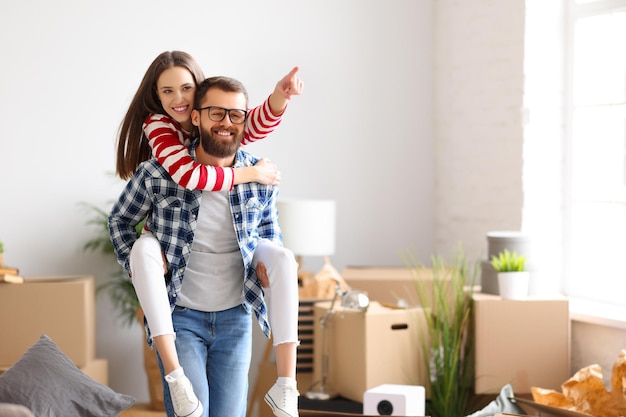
108,143,281,339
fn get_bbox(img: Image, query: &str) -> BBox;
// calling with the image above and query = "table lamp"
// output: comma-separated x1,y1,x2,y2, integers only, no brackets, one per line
276,198,336,283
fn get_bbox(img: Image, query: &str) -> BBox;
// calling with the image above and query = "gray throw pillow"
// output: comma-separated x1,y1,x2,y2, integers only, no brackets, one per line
0,334,135,417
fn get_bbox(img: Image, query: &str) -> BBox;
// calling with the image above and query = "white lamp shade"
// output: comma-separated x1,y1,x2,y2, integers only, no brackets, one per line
276,198,336,256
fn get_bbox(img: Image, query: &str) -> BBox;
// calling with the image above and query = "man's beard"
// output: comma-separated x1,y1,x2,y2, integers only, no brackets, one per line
198,124,243,158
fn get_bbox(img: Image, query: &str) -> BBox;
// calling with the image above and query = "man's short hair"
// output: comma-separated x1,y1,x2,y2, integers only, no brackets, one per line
194,76,249,109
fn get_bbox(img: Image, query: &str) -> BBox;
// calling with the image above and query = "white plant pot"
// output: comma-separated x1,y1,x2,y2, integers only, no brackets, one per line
497,271,530,300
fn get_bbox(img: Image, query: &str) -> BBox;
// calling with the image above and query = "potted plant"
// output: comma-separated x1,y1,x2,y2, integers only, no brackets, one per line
81,203,163,410
403,245,478,417
0,240,4,265
490,249,528,300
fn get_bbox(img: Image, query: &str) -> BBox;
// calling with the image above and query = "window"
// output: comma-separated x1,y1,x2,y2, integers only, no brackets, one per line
565,0,626,305
523,0,626,310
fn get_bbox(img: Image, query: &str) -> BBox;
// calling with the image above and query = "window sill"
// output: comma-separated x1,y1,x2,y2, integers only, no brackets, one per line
569,297,626,330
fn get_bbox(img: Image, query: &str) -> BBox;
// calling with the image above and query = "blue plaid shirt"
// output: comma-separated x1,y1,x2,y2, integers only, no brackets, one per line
108,142,281,339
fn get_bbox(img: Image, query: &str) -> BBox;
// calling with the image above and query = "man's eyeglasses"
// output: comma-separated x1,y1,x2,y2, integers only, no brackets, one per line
197,106,248,124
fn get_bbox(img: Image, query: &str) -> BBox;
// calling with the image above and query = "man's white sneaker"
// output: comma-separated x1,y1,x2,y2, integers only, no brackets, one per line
264,382,299,417
165,374,203,417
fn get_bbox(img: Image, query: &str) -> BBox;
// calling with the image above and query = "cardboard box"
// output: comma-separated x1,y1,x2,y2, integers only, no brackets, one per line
342,267,455,309
473,293,570,394
0,357,108,386
0,275,96,367
312,301,428,403
342,267,422,307
81,358,109,386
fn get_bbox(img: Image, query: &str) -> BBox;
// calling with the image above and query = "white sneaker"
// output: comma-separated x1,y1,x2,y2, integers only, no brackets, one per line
264,382,299,417
165,374,203,417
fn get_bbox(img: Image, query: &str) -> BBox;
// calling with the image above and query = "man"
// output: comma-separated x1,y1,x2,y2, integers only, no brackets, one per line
109,76,292,417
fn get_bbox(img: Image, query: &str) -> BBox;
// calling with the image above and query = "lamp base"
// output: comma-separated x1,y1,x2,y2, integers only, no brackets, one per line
298,257,351,300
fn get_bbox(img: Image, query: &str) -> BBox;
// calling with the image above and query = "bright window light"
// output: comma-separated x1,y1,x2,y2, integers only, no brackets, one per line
566,4,626,304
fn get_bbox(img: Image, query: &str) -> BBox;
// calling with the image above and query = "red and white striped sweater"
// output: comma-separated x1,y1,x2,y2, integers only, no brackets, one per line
143,96,282,192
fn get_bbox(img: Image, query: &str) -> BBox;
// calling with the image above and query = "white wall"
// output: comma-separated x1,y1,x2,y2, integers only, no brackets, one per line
0,0,434,404
434,0,526,260
571,321,626,381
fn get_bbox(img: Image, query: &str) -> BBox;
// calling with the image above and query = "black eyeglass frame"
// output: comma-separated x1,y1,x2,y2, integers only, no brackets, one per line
196,106,248,124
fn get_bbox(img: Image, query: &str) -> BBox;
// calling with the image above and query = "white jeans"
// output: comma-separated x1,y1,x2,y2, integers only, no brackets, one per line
129,232,299,345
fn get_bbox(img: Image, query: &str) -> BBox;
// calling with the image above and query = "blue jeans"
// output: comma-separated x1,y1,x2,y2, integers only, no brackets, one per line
157,304,253,417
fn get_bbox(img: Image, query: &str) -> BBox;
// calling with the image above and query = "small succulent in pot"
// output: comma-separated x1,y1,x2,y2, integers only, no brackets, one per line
490,249,526,272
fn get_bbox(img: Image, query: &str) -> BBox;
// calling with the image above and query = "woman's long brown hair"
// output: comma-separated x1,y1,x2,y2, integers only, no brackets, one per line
115,51,205,180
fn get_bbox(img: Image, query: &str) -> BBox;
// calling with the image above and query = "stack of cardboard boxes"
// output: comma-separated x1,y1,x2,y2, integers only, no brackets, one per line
0,275,108,385
307,267,434,403
333,267,571,400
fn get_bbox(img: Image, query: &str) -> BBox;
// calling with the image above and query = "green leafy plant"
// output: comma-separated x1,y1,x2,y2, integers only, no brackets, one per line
490,249,526,272
0,241,4,254
81,202,143,327
402,244,478,417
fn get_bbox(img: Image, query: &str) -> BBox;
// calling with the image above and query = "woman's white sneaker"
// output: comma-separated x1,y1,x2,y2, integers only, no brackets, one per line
165,374,203,417
264,382,299,417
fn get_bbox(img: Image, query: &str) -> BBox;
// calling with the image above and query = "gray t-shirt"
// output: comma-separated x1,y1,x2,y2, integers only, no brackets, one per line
177,190,244,311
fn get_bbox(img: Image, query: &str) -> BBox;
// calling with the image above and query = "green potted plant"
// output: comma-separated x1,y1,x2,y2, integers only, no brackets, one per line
402,245,478,417
490,249,529,300
0,240,4,265
81,203,163,410
82,202,141,326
